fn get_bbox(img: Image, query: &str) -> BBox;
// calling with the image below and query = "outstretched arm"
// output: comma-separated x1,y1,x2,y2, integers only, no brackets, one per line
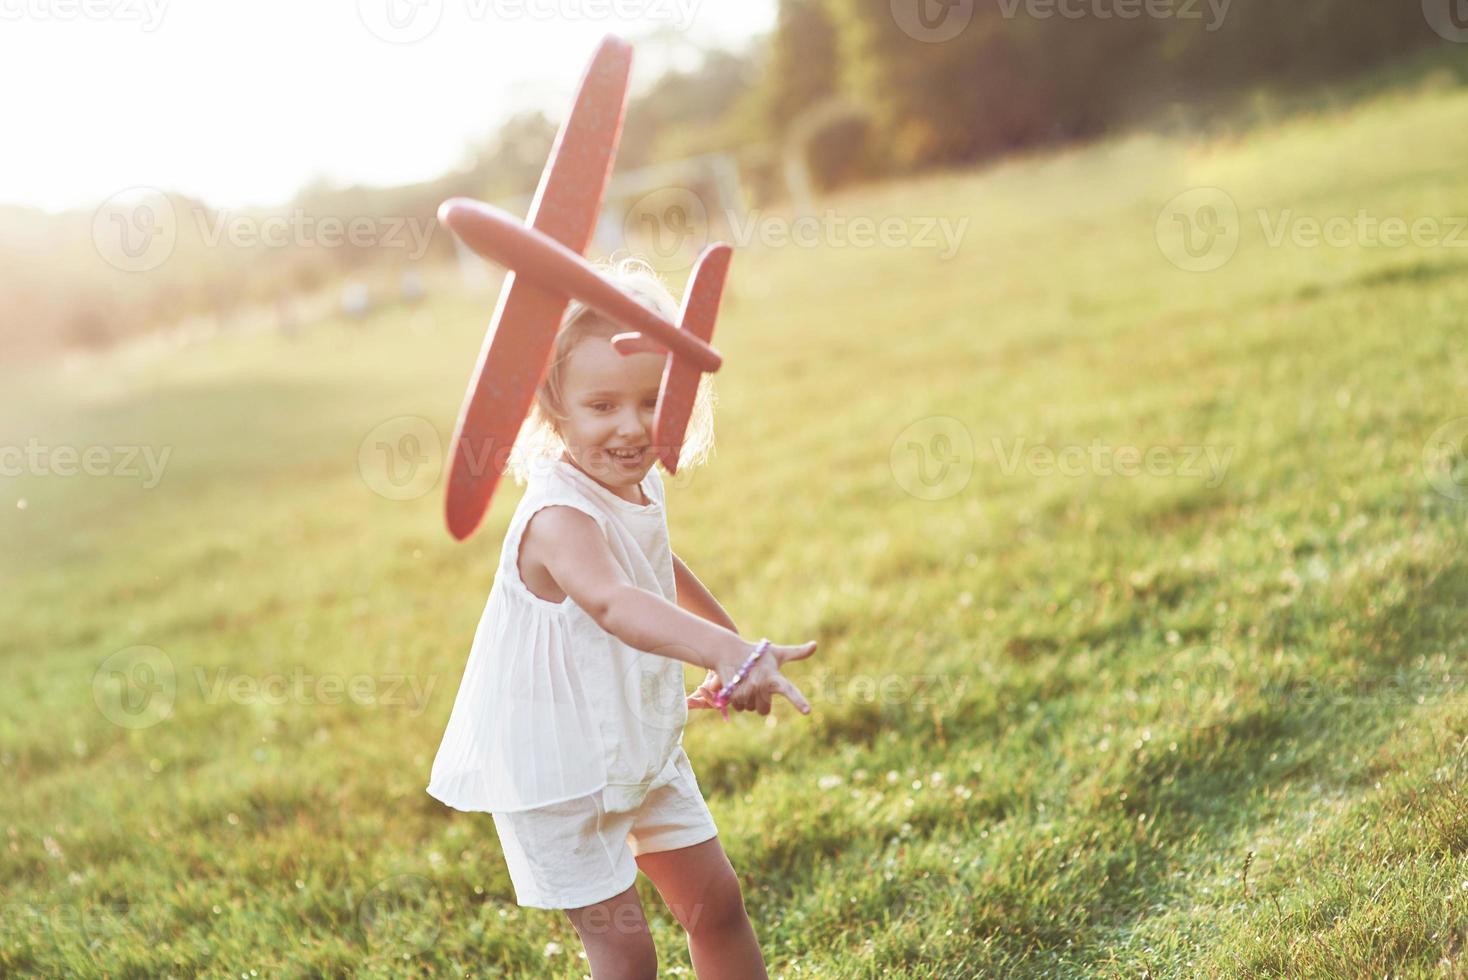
672,552,737,633
531,505,815,714
673,552,740,711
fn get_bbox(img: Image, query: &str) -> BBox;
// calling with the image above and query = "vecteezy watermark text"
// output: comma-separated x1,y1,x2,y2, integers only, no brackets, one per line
357,415,710,502
725,210,967,260
91,646,438,729
1,439,171,488
92,186,436,273
193,666,437,718
0,0,167,30
992,437,1234,487
623,188,969,272
888,0,1229,42
808,670,968,708
0,898,171,956
1257,210,1468,251
994,0,1231,31
1157,187,1468,272
193,209,435,258
1260,669,1468,710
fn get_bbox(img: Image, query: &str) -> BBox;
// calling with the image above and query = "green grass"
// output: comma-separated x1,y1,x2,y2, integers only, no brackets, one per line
5,66,1468,977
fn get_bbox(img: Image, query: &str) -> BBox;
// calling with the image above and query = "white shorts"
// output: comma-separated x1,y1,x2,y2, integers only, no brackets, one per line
490,747,719,910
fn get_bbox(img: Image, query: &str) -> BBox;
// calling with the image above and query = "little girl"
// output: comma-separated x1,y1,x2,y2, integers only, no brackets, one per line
426,257,819,979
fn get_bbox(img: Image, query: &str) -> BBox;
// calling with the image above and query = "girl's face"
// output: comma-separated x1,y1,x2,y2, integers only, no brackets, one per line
554,332,665,501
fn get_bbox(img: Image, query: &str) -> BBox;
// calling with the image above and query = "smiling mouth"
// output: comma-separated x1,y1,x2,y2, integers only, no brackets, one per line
606,447,646,463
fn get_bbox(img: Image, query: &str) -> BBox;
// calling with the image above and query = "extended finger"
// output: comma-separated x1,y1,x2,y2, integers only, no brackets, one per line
775,640,819,665
773,676,812,715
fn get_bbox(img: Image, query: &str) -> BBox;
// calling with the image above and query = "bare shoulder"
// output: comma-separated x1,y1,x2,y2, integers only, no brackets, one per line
518,505,601,603
525,504,601,547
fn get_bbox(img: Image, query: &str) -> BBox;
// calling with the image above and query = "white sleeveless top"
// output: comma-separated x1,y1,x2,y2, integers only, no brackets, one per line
426,456,688,814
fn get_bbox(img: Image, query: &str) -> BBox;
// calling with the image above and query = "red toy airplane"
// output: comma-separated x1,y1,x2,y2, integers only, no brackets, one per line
439,35,731,541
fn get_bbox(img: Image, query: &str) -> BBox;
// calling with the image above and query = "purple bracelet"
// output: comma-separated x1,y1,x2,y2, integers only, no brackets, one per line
713,638,771,721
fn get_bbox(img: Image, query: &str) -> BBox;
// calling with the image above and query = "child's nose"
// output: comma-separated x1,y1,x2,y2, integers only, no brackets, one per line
615,407,646,437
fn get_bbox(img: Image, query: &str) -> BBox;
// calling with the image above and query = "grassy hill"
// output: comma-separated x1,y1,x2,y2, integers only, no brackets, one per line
3,70,1468,977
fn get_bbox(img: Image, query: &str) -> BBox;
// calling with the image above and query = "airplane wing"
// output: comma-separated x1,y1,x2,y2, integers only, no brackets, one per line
655,244,732,474
442,36,633,541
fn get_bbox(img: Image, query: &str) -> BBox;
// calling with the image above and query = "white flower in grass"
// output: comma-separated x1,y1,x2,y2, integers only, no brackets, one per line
544,941,562,957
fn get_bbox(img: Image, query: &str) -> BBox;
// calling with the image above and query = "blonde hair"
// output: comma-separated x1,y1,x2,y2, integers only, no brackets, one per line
505,256,718,485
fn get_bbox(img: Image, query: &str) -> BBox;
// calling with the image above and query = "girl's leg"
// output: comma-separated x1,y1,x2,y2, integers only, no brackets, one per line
563,883,657,980
634,837,768,980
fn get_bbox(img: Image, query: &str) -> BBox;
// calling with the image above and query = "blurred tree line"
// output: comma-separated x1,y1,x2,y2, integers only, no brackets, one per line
810,0,1440,173
3,0,1454,362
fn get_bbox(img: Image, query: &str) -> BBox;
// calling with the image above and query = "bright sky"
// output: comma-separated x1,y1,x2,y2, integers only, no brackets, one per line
0,0,776,214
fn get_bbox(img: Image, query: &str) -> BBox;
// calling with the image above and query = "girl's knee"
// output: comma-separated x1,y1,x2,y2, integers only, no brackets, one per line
681,867,749,936
588,934,657,978
567,902,658,977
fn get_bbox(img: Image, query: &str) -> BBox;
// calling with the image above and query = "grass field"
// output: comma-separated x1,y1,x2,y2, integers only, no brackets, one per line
4,65,1468,977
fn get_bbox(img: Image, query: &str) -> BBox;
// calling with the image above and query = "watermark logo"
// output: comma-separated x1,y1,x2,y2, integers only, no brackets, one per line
621,650,690,730
359,416,443,501
890,416,975,501
1156,187,1240,272
92,645,176,729
357,0,443,43
92,187,177,273
356,874,443,956
1423,417,1468,502
1423,0,1468,43
891,0,975,43
622,187,710,274
1147,644,1237,727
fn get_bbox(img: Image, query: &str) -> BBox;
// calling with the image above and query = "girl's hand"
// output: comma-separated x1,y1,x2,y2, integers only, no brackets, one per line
716,640,819,717
687,669,722,711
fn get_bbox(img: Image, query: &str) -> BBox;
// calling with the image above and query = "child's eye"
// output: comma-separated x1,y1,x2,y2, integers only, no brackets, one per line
591,402,613,412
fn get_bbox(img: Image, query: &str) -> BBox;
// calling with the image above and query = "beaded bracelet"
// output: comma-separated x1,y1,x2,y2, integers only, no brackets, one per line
712,638,771,721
